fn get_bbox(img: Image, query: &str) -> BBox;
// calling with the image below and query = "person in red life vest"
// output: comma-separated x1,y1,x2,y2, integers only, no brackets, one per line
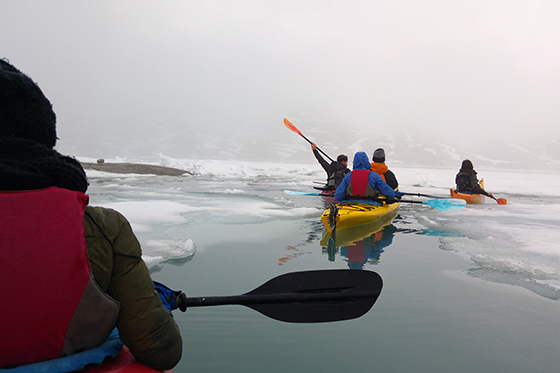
370,148,399,190
0,59,182,371
334,151,397,202
311,143,350,190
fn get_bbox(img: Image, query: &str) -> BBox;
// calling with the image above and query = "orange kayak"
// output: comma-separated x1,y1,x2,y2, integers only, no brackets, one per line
450,179,486,204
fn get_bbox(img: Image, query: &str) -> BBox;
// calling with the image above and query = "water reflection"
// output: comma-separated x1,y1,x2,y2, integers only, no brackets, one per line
277,213,464,267
278,245,312,266
278,220,322,266
320,212,399,268
337,225,397,269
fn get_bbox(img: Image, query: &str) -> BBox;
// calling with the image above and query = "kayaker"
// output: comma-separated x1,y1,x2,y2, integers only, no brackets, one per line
0,59,182,371
334,151,397,202
311,142,350,190
455,159,492,196
370,148,399,190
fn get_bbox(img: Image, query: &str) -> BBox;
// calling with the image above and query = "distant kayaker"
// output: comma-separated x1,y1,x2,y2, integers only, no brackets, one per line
370,148,399,190
455,159,492,196
0,59,182,371
311,142,350,190
334,151,398,202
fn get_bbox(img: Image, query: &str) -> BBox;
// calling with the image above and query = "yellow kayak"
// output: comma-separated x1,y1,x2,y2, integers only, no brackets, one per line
320,208,398,247
321,200,400,232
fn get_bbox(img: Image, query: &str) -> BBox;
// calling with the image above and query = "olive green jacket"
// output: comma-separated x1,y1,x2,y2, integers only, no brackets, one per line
84,206,182,371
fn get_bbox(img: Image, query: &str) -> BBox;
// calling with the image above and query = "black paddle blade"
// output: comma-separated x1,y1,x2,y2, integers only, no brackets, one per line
245,269,382,323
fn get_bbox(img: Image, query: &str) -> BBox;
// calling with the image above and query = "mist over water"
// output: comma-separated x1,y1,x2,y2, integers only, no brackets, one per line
1,1,559,173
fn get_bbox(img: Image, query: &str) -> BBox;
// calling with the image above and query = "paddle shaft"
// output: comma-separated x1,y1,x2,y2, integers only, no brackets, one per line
185,290,373,307
284,118,334,162
401,192,448,199
303,134,334,163
339,197,465,212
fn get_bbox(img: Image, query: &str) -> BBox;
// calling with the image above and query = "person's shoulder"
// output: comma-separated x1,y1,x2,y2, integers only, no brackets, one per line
85,205,135,236
85,206,143,258
86,205,128,222
368,171,384,180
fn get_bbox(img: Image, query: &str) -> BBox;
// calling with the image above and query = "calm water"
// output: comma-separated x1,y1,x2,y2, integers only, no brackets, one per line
85,161,560,372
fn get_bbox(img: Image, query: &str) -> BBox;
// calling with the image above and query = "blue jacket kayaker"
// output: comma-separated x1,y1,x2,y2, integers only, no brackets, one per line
334,151,396,202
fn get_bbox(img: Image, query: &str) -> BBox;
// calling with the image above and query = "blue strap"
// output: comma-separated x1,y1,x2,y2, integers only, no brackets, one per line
154,281,185,312
1,329,123,373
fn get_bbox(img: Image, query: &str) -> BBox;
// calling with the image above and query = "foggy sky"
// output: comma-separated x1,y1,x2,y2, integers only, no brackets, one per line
1,1,559,170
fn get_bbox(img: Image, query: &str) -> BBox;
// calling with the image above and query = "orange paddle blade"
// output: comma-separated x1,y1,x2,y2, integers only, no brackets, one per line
496,198,507,205
283,118,303,136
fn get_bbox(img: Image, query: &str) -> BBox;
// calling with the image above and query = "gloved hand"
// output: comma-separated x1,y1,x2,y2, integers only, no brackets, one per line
154,281,187,312
177,292,187,312
395,191,404,199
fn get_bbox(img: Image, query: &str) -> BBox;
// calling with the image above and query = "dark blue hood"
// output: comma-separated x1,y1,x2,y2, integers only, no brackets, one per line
352,151,371,170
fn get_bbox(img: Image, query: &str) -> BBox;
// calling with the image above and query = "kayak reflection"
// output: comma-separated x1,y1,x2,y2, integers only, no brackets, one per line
320,211,398,268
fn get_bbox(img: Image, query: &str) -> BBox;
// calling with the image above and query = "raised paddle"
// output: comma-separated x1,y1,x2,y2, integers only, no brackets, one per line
489,194,508,205
283,118,334,162
185,269,382,323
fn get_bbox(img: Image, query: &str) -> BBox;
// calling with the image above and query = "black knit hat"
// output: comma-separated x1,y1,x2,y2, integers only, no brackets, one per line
0,59,57,148
372,148,385,163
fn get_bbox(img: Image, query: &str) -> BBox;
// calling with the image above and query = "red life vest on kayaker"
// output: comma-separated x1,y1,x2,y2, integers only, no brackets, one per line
0,187,119,368
346,170,379,198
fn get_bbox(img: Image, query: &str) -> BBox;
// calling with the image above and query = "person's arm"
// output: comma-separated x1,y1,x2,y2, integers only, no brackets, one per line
312,148,332,174
369,173,396,200
385,169,399,189
334,173,351,201
469,174,489,196
86,207,182,371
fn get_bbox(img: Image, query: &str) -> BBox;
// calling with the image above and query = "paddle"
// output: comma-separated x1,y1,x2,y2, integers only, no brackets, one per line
284,118,334,162
401,192,449,199
185,269,382,323
489,194,508,205
285,190,465,212
341,197,466,212
412,198,466,212
284,190,321,196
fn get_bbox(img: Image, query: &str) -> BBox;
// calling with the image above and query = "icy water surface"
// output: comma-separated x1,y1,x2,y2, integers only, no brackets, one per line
85,159,560,372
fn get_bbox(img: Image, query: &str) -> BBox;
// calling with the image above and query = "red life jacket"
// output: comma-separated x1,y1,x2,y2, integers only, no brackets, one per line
0,187,119,368
346,169,378,198
346,241,366,265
